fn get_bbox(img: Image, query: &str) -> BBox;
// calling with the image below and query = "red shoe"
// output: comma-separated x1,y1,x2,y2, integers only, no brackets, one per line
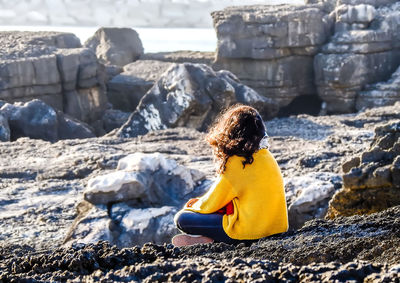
172,234,214,247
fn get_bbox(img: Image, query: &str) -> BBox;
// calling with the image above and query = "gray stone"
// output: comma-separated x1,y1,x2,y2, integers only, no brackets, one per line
286,172,342,230
315,2,400,113
0,113,10,142
1,100,59,142
106,60,172,112
115,63,242,138
83,152,206,206
356,65,400,110
57,112,96,140
84,27,144,67
0,32,108,125
102,109,130,133
212,4,332,113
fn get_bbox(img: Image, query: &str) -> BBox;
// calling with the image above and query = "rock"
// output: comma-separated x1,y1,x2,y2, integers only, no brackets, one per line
327,120,400,218
356,65,400,110
285,172,342,229
0,113,10,142
115,63,276,138
1,100,59,142
0,99,96,142
212,4,333,112
84,152,205,205
106,60,172,112
102,109,131,133
57,112,96,140
0,31,108,124
66,152,206,247
315,2,400,113
84,27,144,67
141,51,215,65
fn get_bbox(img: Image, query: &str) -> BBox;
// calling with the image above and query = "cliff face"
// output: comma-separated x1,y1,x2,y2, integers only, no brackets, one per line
212,0,400,114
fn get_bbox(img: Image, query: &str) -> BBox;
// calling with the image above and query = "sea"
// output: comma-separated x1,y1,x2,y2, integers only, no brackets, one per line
0,26,217,53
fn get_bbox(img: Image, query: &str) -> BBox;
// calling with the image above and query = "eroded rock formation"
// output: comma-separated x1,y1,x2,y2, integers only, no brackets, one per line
0,31,108,124
212,4,333,113
212,0,400,114
327,119,400,218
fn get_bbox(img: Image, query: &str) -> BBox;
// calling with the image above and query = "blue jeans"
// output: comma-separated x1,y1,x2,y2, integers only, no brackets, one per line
174,210,252,245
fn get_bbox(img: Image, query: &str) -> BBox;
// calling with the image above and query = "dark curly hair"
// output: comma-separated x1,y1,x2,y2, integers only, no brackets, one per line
206,104,266,174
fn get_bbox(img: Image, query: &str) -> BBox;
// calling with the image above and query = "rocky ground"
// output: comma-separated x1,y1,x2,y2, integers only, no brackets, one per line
0,103,399,281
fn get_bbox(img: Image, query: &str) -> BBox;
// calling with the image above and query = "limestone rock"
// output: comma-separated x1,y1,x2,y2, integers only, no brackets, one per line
356,65,400,110
84,152,206,205
68,152,206,247
327,121,400,218
116,63,275,138
212,4,333,111
0,31,108,124
106,60,172,112
315,2,400,113
0,99,95,142
286,172,342,230
0,113,10,142
84,27,144,67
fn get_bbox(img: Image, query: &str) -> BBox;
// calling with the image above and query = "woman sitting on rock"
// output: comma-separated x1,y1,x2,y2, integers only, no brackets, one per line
173,104,288,246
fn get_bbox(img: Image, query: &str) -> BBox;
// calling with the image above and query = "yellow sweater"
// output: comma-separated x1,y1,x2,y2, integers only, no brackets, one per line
185,149,288,240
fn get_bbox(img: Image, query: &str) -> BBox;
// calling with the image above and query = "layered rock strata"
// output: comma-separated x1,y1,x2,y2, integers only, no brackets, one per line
212,4,333,112
0,31,108,124
327,120,400,218
315,1,400,113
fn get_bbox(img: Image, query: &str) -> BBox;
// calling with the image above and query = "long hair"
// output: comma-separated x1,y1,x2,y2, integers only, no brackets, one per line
206,104,266,174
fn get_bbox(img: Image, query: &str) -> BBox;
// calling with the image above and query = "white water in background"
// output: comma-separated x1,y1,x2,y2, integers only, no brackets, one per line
0,26,217,52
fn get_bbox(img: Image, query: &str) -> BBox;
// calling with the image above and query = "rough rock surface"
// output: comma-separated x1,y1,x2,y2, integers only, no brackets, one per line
285,172,342,230
327,118,400,218
357,65,400,110
116,63,277,138
84,27,144,67
0,99,95,142
1,104,400,281
1,206,400,282
0,113,10,142
315,1,400,113
106,60,172,112
0,31,108,124
212,1,400,115
212,4,333,112
141,51,215,65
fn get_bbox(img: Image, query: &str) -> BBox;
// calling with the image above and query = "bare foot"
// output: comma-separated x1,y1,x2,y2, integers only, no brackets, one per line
172,234,214,247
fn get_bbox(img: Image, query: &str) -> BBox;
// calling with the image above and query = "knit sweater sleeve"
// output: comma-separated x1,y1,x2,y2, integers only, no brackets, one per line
184,173,236,214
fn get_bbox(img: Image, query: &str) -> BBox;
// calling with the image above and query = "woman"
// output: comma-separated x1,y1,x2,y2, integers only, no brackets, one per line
173,104,288,246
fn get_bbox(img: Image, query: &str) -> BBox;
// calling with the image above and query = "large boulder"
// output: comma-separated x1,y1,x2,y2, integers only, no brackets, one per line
327,121,400,218
212,4,333,112
0,31,108,124
115,63,276,138
0,99,95,142
315,1,400,113
106,60,172,112
65,152,207,247
84,27,144,67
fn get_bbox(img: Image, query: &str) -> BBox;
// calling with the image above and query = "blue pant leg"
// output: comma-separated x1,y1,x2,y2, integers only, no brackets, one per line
174,210,239,244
